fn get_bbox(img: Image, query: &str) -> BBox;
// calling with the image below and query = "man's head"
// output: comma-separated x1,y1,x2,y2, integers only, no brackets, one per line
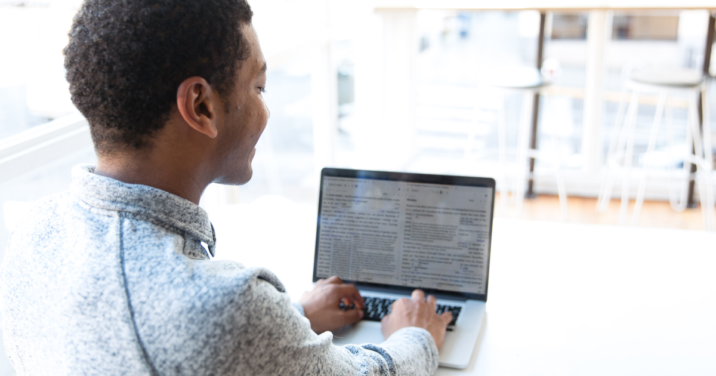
65,0,268,186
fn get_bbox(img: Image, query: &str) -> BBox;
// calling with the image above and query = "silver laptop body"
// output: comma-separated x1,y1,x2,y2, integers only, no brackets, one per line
313,169,494,369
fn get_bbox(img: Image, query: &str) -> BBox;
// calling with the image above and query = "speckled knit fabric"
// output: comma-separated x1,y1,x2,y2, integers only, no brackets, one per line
0,165,439,376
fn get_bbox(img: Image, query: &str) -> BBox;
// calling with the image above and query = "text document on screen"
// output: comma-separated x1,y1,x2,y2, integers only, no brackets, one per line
316,177,492,295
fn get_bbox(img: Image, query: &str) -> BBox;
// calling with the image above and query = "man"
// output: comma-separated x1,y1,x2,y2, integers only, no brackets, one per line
0,0,453,375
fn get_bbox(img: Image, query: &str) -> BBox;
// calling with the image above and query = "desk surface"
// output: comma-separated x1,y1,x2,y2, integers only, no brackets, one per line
374,0,716,11
209,198,716,376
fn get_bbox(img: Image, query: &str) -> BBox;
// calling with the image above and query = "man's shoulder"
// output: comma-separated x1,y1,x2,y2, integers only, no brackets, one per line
6,190,121,250
14,190,72,224
5,191,76,245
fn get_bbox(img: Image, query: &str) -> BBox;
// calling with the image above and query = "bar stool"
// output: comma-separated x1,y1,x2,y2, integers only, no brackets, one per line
465,66,569,220
597,68,714,230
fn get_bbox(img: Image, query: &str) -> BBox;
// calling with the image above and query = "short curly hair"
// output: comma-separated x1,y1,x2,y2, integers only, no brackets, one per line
64,0,253,153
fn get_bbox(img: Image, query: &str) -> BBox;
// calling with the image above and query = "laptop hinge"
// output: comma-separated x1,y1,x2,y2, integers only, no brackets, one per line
357,286,469,302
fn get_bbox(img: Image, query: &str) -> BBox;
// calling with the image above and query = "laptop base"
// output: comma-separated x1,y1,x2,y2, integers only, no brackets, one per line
331,294,486,369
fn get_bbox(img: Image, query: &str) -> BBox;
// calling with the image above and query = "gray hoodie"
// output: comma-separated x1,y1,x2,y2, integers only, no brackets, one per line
0,165,439,376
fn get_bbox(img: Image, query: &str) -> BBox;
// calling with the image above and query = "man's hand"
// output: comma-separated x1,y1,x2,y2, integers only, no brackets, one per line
380,289,453,350
299,276,365,334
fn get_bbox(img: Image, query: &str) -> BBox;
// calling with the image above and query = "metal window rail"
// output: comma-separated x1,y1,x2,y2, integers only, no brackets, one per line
0,112,91,185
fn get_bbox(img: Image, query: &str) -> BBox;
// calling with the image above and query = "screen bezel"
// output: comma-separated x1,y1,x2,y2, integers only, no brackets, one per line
312,168,495,302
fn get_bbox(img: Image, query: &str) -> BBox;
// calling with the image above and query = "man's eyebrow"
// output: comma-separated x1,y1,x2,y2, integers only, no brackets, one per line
260,62,267,73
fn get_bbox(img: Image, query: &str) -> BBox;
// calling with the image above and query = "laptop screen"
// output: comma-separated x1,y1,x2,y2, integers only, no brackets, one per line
313,169,495,301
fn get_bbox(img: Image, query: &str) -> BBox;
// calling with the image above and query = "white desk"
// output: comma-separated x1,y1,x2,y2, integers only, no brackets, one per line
209,199,716,375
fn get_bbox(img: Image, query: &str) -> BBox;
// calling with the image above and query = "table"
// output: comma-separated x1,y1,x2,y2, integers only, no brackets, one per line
208,198,716,375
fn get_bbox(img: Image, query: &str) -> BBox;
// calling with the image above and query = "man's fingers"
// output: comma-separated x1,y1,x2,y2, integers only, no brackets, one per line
441,311,454,325
426,295,437,310
343,306,364,324
392,297,408,310
381,312,391,324
411,289,425,301
325,276,343,284
333,284,364,308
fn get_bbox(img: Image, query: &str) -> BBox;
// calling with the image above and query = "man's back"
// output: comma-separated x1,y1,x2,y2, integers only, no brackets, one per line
1,178,155,374
1,165,440,375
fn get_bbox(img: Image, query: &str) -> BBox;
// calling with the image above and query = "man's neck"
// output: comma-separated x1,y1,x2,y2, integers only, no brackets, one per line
95,150,210,205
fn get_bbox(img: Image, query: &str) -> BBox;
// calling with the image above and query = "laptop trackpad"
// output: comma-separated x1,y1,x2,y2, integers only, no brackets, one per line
331,321,384,346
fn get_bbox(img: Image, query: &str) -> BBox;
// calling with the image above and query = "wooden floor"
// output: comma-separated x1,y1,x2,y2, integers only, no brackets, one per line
494,194,712,231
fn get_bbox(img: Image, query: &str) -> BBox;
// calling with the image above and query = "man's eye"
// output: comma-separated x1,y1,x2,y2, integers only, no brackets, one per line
258,87,266,93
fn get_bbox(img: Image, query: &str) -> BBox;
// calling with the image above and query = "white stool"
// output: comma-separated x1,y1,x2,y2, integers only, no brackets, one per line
465,67,569,220
597,69,714,230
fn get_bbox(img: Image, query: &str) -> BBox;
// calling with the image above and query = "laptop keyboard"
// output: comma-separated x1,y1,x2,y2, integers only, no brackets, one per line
344,296,461,330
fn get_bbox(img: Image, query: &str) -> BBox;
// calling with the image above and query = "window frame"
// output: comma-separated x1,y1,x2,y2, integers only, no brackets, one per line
0,112,91,185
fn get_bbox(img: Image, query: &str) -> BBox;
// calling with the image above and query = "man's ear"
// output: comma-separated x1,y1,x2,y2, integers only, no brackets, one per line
176,77,220,139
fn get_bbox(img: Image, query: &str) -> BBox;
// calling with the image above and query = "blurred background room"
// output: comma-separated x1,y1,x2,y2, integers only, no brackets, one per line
0,0,715,374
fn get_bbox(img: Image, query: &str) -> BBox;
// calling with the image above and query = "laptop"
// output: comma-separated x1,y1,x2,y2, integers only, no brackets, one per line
313,168,494,369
